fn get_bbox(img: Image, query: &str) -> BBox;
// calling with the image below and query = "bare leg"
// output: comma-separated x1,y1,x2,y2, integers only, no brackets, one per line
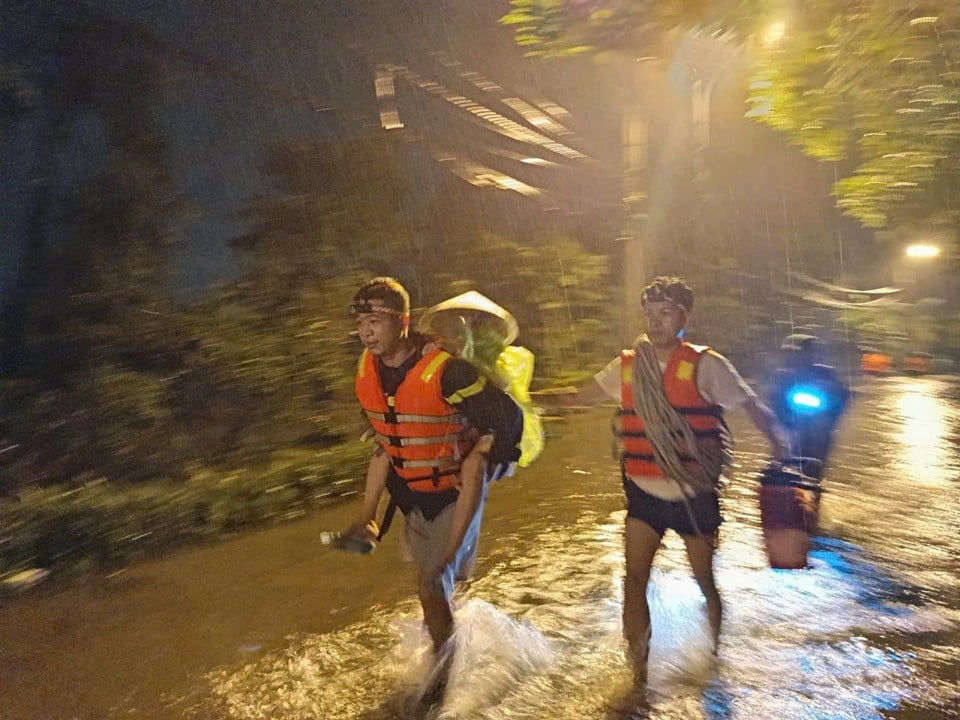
681,530,721,652
418,576,454,654
623,518,662,683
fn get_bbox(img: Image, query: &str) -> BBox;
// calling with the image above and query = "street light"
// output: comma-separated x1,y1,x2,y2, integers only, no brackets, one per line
762,21,787,46
905,243,941,259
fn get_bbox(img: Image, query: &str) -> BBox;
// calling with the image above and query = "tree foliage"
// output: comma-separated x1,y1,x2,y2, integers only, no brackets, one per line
425,230,619,386
1,4,184,372
747,1,960,234
237,132,621,387
176,277,366,460
502,0,960,245
0,5,192,489
500,0,770,58
235,135,414,284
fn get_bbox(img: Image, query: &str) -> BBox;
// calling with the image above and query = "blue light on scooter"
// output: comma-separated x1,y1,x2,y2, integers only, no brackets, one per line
790,390,822,409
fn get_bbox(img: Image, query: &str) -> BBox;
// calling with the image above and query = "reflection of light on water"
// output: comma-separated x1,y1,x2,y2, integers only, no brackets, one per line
483,513,953,719
819,378,960,589
706,538,951,720
895,386,951,483
192,492,958,720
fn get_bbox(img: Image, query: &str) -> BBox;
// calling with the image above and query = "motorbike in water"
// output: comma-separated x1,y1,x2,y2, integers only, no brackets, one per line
761,347,851,569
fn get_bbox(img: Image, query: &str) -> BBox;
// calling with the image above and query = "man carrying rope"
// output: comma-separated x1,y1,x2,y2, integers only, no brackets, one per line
538,276,788,684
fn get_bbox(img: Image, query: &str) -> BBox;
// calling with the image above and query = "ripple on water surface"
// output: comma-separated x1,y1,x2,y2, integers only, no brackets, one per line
189,507,956,720
188,380,960,719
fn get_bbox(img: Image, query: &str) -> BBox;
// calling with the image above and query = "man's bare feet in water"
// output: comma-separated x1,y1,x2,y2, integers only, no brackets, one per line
401,638,455,717
602,673,653,718
632,661,648,686
627,625,651,686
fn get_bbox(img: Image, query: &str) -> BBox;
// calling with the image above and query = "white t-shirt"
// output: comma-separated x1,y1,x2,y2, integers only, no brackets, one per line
594,348,756,500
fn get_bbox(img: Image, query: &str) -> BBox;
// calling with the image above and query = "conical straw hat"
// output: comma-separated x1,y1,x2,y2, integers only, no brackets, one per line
417,290,519,345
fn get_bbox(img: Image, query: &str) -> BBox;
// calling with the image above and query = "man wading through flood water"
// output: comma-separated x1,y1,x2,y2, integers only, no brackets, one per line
339,277,523,699
538,276,788,684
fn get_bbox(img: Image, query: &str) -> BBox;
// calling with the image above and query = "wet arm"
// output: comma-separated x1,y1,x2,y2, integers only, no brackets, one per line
434,362,510,564
533,355,620,409
532,377,613,409
700,352,789,459
743,396,790,459
437,435,492,567
347,448,390,539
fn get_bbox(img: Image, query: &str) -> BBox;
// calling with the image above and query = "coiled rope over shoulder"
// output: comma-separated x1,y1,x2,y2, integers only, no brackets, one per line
630,336,732,496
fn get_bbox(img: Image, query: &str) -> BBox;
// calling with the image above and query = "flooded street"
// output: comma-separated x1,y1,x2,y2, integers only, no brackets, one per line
3,375,959,720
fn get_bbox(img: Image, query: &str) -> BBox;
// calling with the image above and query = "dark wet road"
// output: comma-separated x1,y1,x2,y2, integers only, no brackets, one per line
1,375,958,720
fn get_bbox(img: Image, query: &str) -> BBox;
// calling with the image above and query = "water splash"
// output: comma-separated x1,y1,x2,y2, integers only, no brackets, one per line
439,599,556,718
190,385,960,720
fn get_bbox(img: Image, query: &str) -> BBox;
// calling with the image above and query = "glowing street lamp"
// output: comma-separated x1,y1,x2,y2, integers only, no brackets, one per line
905,243,941,260
762,21,786,46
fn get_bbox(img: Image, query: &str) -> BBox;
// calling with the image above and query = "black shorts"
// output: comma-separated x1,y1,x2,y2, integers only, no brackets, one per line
623,477,722,537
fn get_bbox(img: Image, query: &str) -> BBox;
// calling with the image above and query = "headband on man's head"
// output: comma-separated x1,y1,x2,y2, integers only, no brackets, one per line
350,277,411,329
640,276,693,314
349,300,404,317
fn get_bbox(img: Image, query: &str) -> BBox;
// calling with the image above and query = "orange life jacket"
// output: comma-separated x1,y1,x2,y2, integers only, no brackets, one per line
355,348,477,492
614,343,726,480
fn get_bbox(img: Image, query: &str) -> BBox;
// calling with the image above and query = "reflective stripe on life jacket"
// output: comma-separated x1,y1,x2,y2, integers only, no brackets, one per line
614,343,726,480
356,348,477,492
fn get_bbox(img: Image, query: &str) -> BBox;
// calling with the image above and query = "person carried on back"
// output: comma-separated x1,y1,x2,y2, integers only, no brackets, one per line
336,277,523,703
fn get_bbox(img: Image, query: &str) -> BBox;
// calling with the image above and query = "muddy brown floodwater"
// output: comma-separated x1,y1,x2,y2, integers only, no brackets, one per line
1,375,958,720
